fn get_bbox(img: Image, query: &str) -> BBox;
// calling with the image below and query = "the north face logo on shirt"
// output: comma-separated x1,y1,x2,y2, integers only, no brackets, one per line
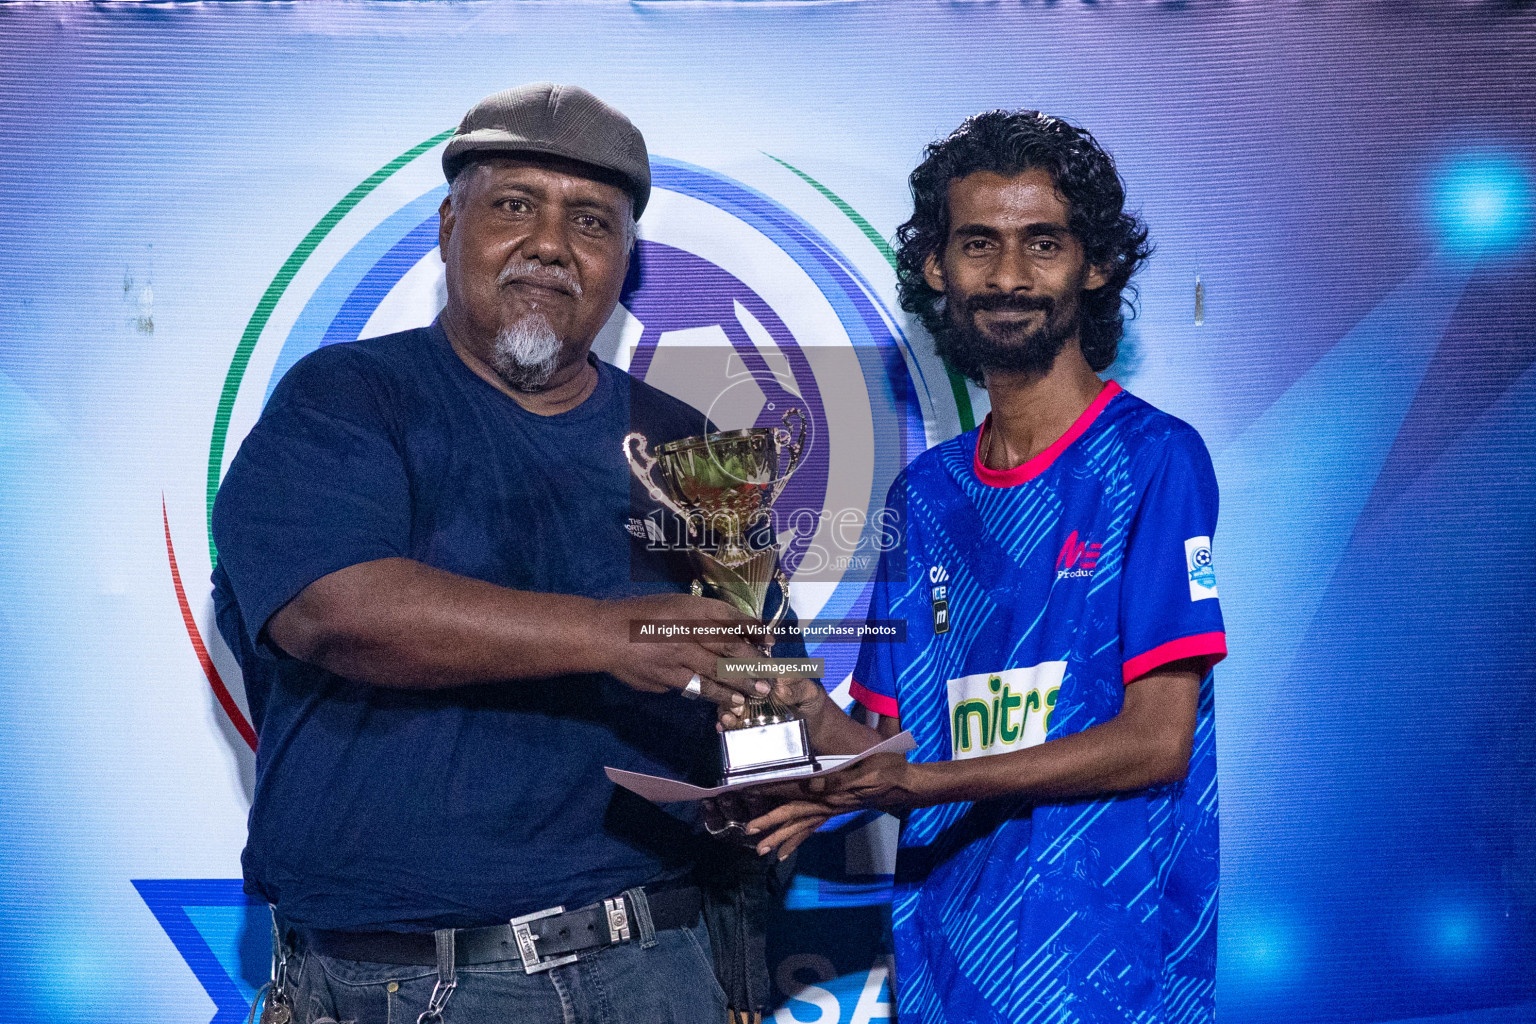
626,517,666,544
946,662,1066,760
1055,531,1101,580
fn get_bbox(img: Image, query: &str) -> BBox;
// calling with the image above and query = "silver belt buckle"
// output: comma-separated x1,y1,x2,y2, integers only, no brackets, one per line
509,906,580,974
604,897,631,942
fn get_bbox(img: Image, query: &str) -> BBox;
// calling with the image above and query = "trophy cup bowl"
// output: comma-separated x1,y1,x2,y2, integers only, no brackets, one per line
624,408,820,786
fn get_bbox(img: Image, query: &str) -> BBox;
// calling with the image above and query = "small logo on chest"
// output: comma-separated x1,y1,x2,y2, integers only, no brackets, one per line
626,516,666,544
1055,530,1101,580
929,564,950,634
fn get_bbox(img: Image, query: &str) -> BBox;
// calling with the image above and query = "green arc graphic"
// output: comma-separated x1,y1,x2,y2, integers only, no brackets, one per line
206,137,972,562
205,129,455,564
765,154,977,434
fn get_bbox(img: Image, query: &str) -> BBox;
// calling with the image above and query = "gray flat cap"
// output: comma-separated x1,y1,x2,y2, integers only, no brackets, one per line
443,83,651,218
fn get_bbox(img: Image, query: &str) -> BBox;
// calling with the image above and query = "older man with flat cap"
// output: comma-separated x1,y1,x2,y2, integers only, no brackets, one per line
212,84,776,1024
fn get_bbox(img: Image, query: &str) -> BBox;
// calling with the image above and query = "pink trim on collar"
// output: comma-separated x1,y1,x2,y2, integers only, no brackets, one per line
972,380,1123,488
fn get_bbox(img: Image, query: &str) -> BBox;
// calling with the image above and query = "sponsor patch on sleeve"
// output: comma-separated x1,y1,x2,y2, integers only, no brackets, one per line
1185,535,1218,601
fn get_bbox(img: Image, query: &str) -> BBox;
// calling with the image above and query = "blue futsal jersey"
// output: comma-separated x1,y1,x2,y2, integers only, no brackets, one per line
851,382,1227,1024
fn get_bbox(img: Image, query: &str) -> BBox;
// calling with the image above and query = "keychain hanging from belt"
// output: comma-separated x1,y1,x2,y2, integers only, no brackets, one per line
416,929,458,1024
248,906,293,1024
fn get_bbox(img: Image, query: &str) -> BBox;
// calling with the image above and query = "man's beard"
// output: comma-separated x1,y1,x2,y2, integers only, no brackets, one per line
934,291,1079,386
489,314,562,392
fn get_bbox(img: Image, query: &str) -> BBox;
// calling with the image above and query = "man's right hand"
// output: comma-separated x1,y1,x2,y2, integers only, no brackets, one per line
595,593,772,705
716,676,830,731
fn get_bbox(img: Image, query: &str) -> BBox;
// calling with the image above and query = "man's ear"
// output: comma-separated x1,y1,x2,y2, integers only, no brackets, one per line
923,251,946,294
438,195,455,260
1083,261,1111,291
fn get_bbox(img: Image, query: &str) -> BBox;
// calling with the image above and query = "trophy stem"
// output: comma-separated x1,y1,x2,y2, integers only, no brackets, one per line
714,536,755,570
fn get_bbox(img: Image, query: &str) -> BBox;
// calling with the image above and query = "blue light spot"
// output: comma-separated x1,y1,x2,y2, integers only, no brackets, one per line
1233,927,1286,968
1432,153,1533,254
1220,914,1297,993
1435,908,1481,957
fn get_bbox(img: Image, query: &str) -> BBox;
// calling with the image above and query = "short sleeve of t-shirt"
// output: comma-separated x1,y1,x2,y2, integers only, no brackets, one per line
1119,426,1228,683
850,484,905,719
211,346,411,654
850,549,900,718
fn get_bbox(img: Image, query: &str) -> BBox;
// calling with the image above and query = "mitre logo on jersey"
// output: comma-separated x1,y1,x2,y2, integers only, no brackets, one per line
1055,531,1101,581
929,564,951,634
946,662,1066,760
1185,536,1218,601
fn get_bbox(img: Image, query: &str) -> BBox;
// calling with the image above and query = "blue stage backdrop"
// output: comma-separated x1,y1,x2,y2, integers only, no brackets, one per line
1,3,1533,1022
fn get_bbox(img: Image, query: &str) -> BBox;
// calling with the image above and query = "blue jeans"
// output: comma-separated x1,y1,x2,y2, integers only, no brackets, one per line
283,919,728,1024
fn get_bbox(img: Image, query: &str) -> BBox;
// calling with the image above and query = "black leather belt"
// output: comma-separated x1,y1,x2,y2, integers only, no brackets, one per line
301,886,701,974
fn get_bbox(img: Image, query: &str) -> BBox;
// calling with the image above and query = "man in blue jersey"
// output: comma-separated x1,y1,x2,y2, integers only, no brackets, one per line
731,112,1228,1022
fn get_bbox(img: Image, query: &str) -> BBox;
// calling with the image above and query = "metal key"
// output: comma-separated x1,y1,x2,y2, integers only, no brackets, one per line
259,996,292,1024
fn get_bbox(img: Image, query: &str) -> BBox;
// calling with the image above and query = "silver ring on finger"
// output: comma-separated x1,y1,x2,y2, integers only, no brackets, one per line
682,673,703,699
704,817,751,840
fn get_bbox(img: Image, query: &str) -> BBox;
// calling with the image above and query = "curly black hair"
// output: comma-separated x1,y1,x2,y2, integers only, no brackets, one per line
894,110,1151,374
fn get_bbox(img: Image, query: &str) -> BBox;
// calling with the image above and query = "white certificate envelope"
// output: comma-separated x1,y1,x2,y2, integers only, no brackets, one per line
605,731,917,803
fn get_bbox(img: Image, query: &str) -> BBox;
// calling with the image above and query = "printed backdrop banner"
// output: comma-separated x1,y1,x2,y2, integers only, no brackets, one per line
1,3,1534,1023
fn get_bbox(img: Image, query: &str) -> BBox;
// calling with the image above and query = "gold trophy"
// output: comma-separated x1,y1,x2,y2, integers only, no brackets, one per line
624,408,820,785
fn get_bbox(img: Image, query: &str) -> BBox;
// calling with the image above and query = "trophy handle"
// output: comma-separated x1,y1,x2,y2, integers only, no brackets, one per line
770,407,808,504
763,568,791,637
623,432,689,520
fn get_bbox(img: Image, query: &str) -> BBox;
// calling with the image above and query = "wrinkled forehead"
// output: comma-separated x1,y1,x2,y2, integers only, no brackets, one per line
457,154,635,218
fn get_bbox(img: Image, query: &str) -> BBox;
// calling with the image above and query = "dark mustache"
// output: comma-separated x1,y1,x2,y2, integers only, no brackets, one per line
498,260,582,297
962,293,1055,314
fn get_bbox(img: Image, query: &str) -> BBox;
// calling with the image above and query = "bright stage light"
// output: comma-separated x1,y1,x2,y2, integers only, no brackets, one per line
1432,153,1533,254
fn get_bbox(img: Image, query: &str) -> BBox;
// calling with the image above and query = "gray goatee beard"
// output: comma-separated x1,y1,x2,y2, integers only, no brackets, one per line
489,314,562,393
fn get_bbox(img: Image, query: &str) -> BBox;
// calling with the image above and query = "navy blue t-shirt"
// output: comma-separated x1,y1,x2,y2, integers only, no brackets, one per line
212,320,746,933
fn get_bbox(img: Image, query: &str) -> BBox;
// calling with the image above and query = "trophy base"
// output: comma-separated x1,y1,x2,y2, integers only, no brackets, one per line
720,717,821,787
